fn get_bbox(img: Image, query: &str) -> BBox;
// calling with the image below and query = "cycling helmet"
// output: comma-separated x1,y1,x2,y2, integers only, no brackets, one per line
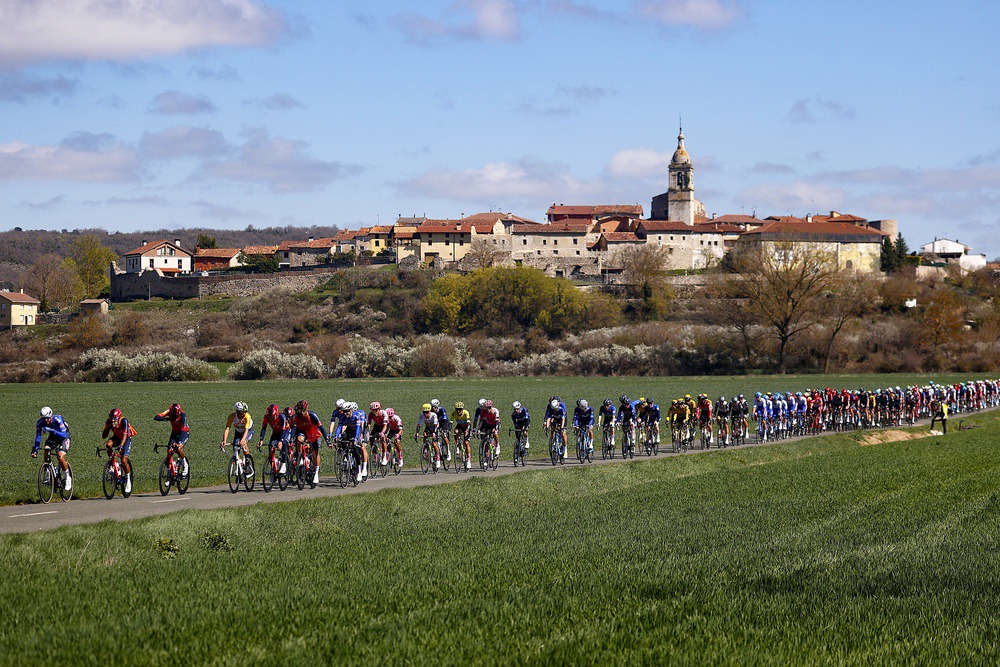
484,400,493,408
554,396,562,402
550,399,560,409
576,398,583,407
755,392,762,398
478,398,486,407
109,408,122,421
620,394,629,404
335,398,345,409
234,401,248,413
40,406,53,419
348,402,358,412
603,398,612,407
283,406,294,418
738,394,744,400
639,397,646,404
370,401,381,411
796,392,802,397
295,399,308,413
719,396,725,402
386,408,395,418
431,399,440,408
580,399,589,409
512,401,522,410
455,401,465,410
266,404,279,419
169,403,182,417
421,403,432,412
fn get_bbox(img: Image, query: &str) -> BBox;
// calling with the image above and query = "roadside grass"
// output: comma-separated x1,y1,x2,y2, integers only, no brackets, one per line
2,413,999,664
0,372,990,505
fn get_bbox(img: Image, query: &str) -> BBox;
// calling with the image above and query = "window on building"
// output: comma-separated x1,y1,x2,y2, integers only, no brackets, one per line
149,258,154,268
670,236,674,241
658,236,662,241
536,250,541,255
542,239,547,245
845,260,853,270
553,250,559,256
573,238,578,245
576,250,581,256
522,239,527,245
554,239,558,246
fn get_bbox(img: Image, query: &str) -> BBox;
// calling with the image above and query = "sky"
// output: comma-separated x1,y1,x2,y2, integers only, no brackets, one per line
1,0,999,257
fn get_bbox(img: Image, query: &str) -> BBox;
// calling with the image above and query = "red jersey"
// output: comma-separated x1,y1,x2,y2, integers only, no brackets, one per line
387,414,403,434
480,407,500,426
291,411,324,443
368,409,387,428
103,417,136,442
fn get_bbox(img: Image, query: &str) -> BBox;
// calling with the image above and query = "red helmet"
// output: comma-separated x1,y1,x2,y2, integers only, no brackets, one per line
370,401,381,411
283,406,294,418
266,404,279,419
169,403,181,418
108,408,122,421
295,400,308,413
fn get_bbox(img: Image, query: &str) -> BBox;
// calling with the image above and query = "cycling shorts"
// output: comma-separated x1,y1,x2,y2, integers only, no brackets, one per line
44,435,70,454
231,427,254,444
115,437,132,458
168,432,190,446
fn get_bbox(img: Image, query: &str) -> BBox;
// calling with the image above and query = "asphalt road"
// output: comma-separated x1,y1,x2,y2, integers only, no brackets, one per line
0,414,968,534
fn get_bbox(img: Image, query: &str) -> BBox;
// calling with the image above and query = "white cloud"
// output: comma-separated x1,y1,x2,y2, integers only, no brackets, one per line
0,73,78,102
0,0,292,69
148,91,216,115
395,0,521,45
139,125,230,160
635,0,742,30
606,148,671,180
243,93,304,110
0,139,139,182
195,129,363,193
789,97,856,123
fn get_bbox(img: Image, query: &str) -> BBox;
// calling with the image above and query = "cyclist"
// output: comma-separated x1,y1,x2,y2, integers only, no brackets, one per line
291,399,329,485
642,397,660,444
368,401,389,466
479,399,501,460
510,400,531,451
257,404,291,474
415,403,441,471
616,394,637,455
696,394,714,445
668,398,689,445
573,399,595,453
333,401,367,482
33,407,72,492
734,394,749,439
453,401,473,470
103,408,136,494
714,396,730,446
472,398,487,433
430,399,451,463
386,408,404,466
544,396,568,458
598,398,616,448
154,403,189,476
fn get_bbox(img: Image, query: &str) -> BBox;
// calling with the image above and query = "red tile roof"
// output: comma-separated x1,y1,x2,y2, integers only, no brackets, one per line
194,247,241,259
547,204,643,217
694,221,745,234
639,220,694,232
462,212,541,225
710,214,764,225
0,291,40,304
602,232,642,243
125,239,191,256
511,223,590,234
242,245,278,256
288,238,335,249
369,226,393,234
742,220,885,240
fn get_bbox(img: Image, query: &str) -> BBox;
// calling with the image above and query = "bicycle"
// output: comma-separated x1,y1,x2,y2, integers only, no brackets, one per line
97,445,131,499
699,420,712,450
338,441,361,488
601,424,615,459
419,432,441,475
511,428,528,468
155,442,190,496
547,427,566,466
621,422,635,459
574,426,593,463
716,416,730,448
387,433,403,475
642,422,657,456
227,443,255,493
260,440,289,493
479,428,500,471
369,433,388,479
36,445,72,504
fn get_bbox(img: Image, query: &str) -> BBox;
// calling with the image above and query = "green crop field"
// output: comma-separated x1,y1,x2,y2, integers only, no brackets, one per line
0,372,989,505
2,409,999,664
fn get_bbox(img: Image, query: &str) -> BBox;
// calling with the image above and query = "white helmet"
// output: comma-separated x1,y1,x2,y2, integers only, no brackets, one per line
348,402,358,411
335,398,345,408
512,401,521,410
478,398,486,407
234,401,248,413
431,399,440,408
550,399,559,409
580,399,588,409
40,406,53,419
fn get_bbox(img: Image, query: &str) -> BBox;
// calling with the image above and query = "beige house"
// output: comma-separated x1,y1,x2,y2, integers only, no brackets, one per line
123,239,193,274
510,222,592,260
637,220,725,269
80,298,110,316
0,290,40,327
737,220,884,273
414,221,482,263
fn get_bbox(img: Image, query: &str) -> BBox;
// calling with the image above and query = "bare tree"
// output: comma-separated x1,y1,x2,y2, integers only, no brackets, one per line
20,254,84,310
820,273,878,373
620,244,670,292
725,241,839,374
464,238,502,269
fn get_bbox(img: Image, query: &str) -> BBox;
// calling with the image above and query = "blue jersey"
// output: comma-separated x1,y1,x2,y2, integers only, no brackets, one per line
598,404,616,425
544,402,567,422
573,406,594,427
511,407,531,429
34,414,69,454
434,406,450,426
333,409,364,441
753,398,767,416
643,403,660,422
617,402,636,424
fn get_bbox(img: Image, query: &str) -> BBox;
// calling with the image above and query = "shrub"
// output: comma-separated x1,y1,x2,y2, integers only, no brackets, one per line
406,335,481,377
333,338,411,378
110,311,149,346
228,349,330,380
63,314,109,349
75,349,219,382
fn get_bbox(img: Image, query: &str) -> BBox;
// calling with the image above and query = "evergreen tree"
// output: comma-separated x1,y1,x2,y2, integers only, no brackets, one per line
881,237,899,272
894,232,910,265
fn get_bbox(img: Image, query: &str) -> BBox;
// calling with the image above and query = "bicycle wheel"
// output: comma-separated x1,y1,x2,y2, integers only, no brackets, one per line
420,444,430,475
586,435,594,463
177,458,190,494
338,453,349,488
38,462,55,504
103,459,116,499
263,457,275,493
243,453,255,491
349,454,360,487
490,438,500,471
228,456,240,493
158,460,171,496
441,440,450,471
392,450,401,475
549,440,558,466
59,463,73,501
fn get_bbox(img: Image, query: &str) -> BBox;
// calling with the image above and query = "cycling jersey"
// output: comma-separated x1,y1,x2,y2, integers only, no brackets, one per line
697,400,713,422
154,410,189,436
715,400,730,417
669,404,689,423
544,402,567,424
598,405,615,426
642,403,660,423
226,411,253,433
368,409,388,432
452,408,471,428
260,412,291,444
103,416,136,457
573,406,594,428
387,414,403,435
417,411,439,433
292,410,328,444
434,406,450,427
616,402,636,424
33,414,70,455
510,407,530,429
480,407,500,427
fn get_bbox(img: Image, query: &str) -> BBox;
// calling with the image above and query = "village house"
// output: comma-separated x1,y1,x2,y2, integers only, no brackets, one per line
79,298,110,316
0,290,40,327
509,222,592,260
413,220,492,263
636,220,726,269
919,238,987,273
123,239,193,274
736,219,885,273
193,247,242,272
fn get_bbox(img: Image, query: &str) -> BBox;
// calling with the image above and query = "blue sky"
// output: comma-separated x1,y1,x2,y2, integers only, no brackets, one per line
1,0,998,257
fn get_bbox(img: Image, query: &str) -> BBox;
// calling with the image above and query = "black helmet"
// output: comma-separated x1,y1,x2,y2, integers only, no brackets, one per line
620,394,629,404
603,398,612,407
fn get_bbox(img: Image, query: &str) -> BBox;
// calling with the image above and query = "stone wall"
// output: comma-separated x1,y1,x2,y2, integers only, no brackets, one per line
109,263,344,301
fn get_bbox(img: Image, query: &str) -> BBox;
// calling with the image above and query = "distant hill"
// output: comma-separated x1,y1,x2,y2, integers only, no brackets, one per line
0,225,342,290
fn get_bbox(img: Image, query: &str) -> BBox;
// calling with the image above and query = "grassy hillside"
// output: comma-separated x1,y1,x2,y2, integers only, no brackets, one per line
2,410,998,664
0,373,988,505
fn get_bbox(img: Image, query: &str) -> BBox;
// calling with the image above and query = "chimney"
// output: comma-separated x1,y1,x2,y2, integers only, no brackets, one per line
308,236,314,242
141,239,147,246
712,213,716,219
174,238,181,247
